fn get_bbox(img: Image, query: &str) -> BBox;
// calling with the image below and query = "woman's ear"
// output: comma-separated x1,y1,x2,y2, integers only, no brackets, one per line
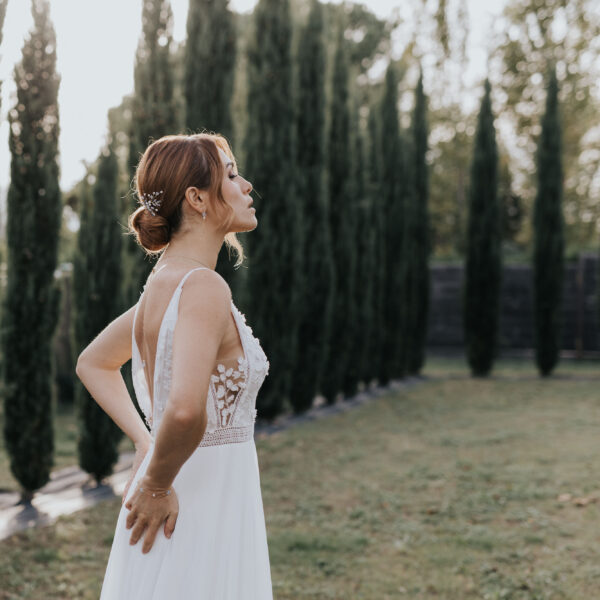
184,186,207,215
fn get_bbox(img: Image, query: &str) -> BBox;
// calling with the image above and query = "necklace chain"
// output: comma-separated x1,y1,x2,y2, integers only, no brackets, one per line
152,254,212,272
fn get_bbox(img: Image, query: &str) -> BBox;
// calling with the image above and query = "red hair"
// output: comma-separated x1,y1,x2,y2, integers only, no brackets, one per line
128,133,244,267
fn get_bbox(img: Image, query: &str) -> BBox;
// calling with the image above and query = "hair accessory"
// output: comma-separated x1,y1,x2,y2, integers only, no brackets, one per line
140,190,164,216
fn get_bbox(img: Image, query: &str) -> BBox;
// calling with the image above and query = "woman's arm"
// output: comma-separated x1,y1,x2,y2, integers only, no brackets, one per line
141,269,232,489
75,305,153,450
123,269,231,553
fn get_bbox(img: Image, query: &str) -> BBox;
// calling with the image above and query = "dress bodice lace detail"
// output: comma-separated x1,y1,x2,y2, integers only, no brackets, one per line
131,267,269,448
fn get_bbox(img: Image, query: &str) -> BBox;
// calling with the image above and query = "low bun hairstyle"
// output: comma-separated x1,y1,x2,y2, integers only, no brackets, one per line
128,133,245,267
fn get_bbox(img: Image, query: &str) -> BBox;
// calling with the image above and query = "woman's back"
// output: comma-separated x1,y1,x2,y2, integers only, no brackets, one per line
131,265,269,442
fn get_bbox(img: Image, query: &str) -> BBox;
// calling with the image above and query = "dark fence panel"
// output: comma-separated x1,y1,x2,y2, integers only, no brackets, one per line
427,253,600,354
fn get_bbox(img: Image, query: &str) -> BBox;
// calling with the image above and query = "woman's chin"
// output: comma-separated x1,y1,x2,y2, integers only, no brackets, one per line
229,218,258,234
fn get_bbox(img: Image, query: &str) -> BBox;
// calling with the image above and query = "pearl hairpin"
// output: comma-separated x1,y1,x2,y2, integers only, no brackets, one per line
140,190,164,216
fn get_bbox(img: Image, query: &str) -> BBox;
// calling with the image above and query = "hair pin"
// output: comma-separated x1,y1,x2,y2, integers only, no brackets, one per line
140,190,164,216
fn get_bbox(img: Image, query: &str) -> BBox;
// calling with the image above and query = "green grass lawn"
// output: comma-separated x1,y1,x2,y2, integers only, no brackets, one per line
1,355,600,598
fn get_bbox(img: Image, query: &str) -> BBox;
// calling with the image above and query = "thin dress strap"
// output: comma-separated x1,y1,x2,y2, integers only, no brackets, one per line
132,266,212,432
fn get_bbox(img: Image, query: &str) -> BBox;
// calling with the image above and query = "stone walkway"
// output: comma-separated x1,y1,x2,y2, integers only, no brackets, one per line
0,378,420,540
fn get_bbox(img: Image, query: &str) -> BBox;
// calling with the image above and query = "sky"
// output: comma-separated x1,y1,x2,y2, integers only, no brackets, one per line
0,0,506,191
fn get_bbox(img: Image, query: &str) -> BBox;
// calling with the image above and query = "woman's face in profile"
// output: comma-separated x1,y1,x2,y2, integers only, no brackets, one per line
218,148,256,233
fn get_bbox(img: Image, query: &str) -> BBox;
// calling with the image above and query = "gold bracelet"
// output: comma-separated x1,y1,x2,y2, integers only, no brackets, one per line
139,486,172,499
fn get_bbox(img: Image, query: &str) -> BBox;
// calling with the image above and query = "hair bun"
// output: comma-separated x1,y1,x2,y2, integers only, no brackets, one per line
129,206,171,252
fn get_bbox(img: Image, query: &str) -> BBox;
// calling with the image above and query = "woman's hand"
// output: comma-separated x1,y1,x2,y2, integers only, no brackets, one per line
124,474,179,554
122,441,152,505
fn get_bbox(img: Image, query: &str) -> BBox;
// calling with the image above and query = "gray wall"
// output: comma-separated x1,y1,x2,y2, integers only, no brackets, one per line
427,253,600,354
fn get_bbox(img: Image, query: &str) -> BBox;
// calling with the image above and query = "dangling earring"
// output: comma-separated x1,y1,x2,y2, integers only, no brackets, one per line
202,211,207,220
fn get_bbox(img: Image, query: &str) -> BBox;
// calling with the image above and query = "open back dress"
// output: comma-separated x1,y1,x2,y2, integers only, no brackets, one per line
99,267,273,599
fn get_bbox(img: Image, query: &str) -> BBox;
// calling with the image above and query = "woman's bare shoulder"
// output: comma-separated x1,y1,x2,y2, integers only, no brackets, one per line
178,268,232,323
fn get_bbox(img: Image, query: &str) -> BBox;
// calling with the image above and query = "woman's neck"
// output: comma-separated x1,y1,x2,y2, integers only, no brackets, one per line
158,230,225,271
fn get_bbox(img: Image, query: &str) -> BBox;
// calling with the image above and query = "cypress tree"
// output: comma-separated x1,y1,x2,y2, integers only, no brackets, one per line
1,0,62,503
396,128,413,380
288,0,334,414
378,61,404,385
73,134,123,483
0,0,9,339
533,65,564,376
366,94,385,386
185,0,236,141
244,0,302,419
346,91,372,394
320,21,357,404
184,0,239,288
124,0,179,308
407,69,431,375
463,79,502,376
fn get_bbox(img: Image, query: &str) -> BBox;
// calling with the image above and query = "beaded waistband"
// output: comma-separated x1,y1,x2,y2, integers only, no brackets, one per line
197,424,254,448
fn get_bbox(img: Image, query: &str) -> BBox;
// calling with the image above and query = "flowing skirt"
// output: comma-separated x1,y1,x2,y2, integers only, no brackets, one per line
100,439,273,599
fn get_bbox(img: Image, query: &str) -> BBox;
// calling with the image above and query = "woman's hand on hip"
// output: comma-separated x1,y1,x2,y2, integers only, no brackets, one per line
124,475,179,554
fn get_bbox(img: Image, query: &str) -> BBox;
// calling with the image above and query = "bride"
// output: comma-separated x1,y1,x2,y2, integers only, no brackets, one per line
75,133,273,598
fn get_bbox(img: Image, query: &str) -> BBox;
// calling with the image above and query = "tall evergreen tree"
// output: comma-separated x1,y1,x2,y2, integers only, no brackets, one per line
0,0,10,330
185,0,239,289
125,0,179,308
1,0,62,503
346,90,372,394
463,79,502,376
73,134,123,483
396,129,413,380
320,21,357,404
366,94,385,386
288,0,334,413
185,0,236,141
533,65,564,376
378,61,404,385
407,69,431,375
243,0,302,419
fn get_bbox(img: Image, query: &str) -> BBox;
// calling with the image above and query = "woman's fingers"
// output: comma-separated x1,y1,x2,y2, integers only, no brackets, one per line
125,505,138,529
141,518,162,554
129,515,148,546
124,488,178,552
164,511,178,539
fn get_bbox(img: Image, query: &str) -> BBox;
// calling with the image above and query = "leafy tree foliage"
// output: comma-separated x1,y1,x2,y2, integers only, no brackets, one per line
73,135,123,482
243,0,302,418
320,22,357,404
406,69,431,375
289,0,334,413
533,66,564,377
378,61,406,385
494,0,600,252
463,79,502,376
2,0,62,503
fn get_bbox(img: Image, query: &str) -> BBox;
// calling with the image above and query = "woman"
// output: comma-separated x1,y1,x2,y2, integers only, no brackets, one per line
75,133,273,598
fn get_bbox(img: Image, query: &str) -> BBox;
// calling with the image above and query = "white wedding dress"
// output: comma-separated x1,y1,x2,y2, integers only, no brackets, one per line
100,267,273,599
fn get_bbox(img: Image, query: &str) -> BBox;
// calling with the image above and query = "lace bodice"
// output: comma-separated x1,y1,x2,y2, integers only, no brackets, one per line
131,267,270,447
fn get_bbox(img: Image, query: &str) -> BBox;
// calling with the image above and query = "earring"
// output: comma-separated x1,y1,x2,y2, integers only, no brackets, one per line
202,211,207,220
